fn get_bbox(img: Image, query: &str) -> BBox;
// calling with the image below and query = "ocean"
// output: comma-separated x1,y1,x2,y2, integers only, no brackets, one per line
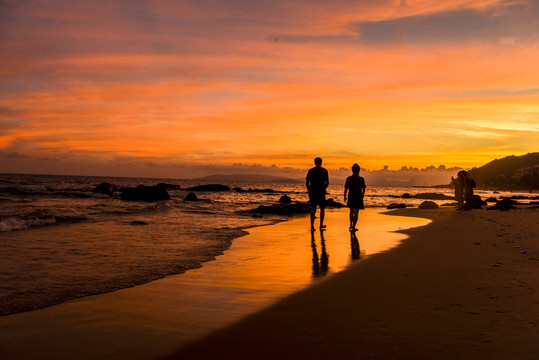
0,173,530,316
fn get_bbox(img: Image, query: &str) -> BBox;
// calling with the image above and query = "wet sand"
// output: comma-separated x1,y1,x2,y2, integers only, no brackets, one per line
0,208,428,360
162,207,539,360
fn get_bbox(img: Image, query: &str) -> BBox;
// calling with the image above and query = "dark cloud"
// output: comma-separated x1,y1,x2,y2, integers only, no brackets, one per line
266,34,356,44
6,151,31,159
351,2,538,45
267,1,538,45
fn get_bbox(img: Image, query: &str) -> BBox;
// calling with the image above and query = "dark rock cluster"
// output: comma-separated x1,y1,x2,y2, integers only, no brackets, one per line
487,198,518,211
386,203,407,210
184,192,198,201
413,193,454,200
121,185,170,201
250,198,345,215
92,182,118,196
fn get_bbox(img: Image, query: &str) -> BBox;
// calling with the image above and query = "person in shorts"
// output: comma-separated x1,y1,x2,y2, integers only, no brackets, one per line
306,157,329,231
344,163,366,231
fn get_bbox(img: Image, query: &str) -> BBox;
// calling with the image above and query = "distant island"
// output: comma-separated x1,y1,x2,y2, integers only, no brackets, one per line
193,173,304,184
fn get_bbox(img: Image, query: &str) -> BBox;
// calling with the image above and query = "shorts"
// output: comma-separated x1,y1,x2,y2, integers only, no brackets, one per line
309,192,326,208
347,197,364,210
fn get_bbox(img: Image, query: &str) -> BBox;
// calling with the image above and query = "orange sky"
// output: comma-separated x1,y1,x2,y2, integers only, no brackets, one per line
1,0,538,179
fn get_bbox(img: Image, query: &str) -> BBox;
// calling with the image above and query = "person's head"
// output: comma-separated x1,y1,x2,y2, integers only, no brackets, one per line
314,157,323,166
457,170,467,178
352,163,360,174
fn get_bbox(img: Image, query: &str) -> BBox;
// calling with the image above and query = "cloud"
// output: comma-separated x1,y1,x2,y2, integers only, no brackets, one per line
351,1,538,45
265,1,537,45
6,151,31,159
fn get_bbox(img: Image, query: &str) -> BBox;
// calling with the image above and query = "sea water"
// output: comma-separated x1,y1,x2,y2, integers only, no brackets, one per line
0,173,530,315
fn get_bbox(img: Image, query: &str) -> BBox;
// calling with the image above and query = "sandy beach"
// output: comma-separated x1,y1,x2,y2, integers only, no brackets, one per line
162,206,539,360
1,206,537,360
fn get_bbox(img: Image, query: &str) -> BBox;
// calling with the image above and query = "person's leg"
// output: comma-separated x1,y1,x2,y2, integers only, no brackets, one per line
319,206,325,228
352,209,359,229
310,208,316,230
349,208,354,229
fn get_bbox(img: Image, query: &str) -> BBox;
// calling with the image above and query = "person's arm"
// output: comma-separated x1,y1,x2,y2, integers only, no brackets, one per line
305,179,310,192
324,170,329,189
344,185,348,202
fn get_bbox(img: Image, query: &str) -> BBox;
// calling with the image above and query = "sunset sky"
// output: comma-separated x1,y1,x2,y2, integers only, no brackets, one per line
1,0,538,179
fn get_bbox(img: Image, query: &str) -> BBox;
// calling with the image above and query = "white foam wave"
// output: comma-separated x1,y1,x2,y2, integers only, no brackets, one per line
0,216,56,232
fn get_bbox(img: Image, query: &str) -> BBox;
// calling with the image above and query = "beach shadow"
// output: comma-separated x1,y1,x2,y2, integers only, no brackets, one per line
311,231,329,278
350,230,360,260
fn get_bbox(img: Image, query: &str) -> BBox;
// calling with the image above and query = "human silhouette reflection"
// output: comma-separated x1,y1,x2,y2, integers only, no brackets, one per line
311,230,329,277
350,230,360,260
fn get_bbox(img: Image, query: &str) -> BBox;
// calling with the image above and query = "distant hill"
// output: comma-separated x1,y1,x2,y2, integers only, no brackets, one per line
194,173,303,184
467,153,539,189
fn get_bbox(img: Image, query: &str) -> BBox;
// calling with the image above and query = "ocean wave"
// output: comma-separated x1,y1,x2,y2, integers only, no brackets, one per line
0,186,98,199
0,208,91,232
0,214,56,232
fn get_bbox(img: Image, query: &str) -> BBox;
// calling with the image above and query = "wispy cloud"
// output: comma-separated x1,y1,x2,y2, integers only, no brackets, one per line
351,1,538,45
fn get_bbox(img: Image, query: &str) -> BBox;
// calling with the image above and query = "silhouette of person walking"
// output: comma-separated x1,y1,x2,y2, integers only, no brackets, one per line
306,157,329,231
344,163,366,231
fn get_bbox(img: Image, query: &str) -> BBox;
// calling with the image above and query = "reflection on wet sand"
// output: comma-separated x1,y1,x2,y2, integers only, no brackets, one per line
311,230,329,277
350,230,360,260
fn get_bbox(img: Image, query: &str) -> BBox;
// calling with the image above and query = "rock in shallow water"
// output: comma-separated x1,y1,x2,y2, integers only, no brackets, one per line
156,183,181,190
251,198,345,215
131,220,148,225
92,182,117,196
121,185,170,201
184,192,198,201
278,195,292,203
250,202,311,215
387,203,406,210
414,193,454,200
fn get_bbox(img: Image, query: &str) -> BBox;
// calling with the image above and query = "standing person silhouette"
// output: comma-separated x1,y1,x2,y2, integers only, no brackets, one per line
306,157,329,231
451,171,465,210
463,171,476,210
344,163,366,231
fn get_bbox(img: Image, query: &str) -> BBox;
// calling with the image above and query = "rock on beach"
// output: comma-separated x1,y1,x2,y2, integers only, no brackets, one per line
418,201,439,209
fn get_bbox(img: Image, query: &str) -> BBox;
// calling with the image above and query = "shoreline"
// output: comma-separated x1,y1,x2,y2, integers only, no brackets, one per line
0,211,288,317
0,208,429,360
161,206,539,360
